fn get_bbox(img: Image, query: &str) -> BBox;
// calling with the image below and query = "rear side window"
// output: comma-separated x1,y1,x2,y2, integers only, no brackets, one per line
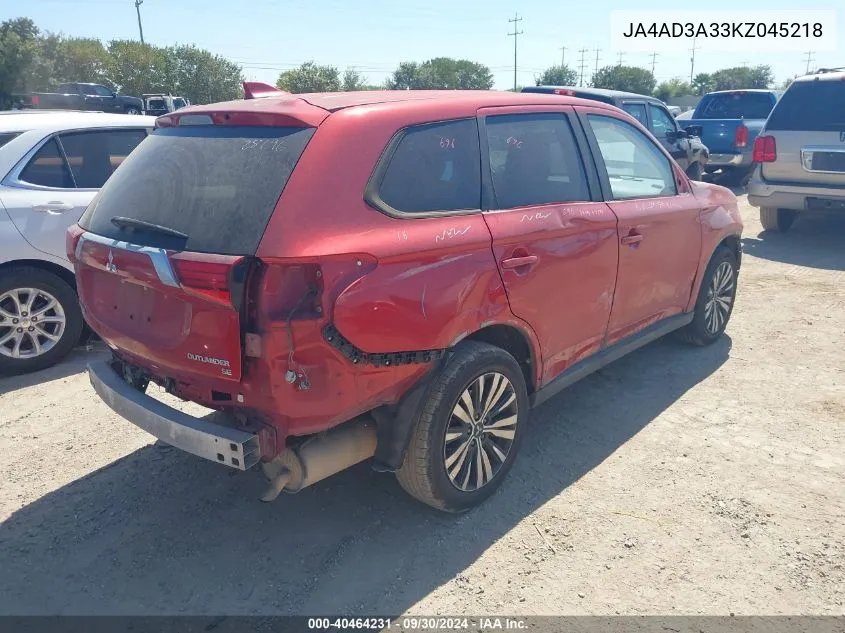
19,138,74,188
766,80,845,131
621,103,647,127
695,92,774,119
649,105,676,139
485,113,589,208
59,129,148,188
587,114,676,200
376,119,480,214
80,126,315,255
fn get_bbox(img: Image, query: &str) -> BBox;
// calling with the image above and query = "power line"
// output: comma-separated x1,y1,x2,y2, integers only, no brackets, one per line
689,38,699,84
649,52,659,75
804,51,815,74
616,51,625,66
578,48,589,87
134,0,144,44
508,13,523,91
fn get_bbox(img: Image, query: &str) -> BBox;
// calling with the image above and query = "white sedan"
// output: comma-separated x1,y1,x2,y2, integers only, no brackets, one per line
0,110,155,373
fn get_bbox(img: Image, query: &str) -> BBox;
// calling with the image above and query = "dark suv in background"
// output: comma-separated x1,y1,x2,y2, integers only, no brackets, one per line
523,86,710,180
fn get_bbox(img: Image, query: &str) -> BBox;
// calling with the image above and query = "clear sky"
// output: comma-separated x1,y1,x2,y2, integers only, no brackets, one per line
4,0,843,90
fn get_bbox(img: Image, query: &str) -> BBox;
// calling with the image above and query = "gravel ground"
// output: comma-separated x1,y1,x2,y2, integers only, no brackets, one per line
0,192,843,616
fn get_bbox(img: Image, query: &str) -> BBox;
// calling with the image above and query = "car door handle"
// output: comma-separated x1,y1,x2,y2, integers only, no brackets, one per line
501,255,538,269
621,234,644,246
32,202,74,213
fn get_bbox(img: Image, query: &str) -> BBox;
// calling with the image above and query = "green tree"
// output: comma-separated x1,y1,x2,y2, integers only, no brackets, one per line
692,73,714,96
536,65,578,86
165,44,244,103
591,65,656,94
276,61,340,93
107,40,168,95
386,58,493,90
0,18,39,106
654,77,693,101
341,68,366,91
709,65,773,90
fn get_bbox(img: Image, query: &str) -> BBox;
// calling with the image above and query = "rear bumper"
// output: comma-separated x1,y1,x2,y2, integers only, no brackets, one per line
88,360,260,470
707,153,751,168
748,177,845,212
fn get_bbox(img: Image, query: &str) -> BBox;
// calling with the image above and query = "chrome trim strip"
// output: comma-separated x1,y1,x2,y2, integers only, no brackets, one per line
801,146,845,174
77,231,180,287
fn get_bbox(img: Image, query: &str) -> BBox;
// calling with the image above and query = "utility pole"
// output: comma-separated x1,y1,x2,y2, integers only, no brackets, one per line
649,51,659,75
593,48,601,78
508,13,523,91
689,37,699,84
617,51,625,66
804,51,815,74
578,48,589,86
134,0,145,44
560,46,567,68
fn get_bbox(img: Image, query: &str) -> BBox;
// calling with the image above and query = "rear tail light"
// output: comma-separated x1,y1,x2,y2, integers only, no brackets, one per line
32,95,40,106
752,135,777,163
554,89,576,96
735,124,748,148
66,224,85,264
171,254,245,307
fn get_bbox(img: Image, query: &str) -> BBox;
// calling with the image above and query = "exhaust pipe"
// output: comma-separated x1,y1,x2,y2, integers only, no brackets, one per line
259,417,377,502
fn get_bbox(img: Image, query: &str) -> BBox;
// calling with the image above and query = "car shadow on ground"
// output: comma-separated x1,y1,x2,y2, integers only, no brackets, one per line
0,344,109,394
741,213,845,271
0,335,731,616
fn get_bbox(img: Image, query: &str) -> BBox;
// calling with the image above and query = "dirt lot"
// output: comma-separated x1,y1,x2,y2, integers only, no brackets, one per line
0,193,843,616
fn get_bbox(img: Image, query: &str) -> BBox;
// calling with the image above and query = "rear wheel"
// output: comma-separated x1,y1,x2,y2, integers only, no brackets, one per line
760,207,797,233
396,341,529,512
0,267,83,374
676,247,738,347
125,107,141,115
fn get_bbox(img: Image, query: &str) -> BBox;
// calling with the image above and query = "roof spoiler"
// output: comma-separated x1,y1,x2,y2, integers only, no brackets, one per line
243,81,289,99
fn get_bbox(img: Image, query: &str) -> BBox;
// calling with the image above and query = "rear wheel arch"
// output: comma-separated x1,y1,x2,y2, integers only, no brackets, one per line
0,259,76,290
462,324,538,396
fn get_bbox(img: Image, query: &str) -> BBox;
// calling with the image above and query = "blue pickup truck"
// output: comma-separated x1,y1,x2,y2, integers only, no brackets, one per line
686,89,782,184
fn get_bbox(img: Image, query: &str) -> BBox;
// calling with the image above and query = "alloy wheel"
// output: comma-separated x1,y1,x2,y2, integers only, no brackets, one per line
0,288,66,359
704,261,735,335
443,372,518,492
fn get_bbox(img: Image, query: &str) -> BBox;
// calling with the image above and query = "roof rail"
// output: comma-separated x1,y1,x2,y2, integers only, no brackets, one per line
813,66,845,74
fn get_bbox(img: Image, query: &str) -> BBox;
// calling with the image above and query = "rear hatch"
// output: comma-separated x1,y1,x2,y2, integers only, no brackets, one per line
70,115,317,383
687,91,775,153
759,78,845,187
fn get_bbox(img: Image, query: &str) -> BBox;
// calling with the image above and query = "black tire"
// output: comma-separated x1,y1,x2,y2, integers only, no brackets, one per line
396,341,529,513
760,207,796,233
0,267,84,374
676,247,738,347
686,161,704,181
125,107,141,115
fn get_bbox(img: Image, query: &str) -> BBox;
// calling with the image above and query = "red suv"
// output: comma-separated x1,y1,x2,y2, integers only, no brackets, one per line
69,85,742,512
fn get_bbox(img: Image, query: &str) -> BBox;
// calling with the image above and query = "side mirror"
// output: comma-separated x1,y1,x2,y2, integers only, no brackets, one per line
685,125,703,138
672,128,689,139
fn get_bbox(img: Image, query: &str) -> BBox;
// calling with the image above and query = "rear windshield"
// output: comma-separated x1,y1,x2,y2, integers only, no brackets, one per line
695,92,774,120
80,125,314,255
766,80,845,131
0,132,21,149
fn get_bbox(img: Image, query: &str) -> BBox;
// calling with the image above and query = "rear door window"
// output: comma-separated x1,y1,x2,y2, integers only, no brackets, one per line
80,125,315,255
375,119,481,214
766,80,845,131
485,113,589,208
621,103,647,127
695,92,774,119
649,104,676,139
18,138,74,189
58,129,149,188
